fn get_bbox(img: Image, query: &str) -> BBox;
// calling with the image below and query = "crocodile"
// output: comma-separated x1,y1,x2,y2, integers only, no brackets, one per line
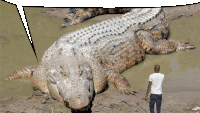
61,8,132,27
3,8,195,112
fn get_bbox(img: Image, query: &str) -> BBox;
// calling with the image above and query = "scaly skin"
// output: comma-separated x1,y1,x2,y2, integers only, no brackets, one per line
3,8,195,111
3,65,36,81
61,8,131,27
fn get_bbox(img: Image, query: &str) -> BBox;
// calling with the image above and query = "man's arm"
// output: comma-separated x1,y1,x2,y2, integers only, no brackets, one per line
145,81,152,101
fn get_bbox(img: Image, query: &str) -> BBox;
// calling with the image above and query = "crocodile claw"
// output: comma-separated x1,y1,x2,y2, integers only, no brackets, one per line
177,41,195,51
121,87,137,95
184,41,195,49
185,44,195,49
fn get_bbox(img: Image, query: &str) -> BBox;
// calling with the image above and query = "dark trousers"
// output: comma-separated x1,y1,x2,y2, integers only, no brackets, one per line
149,94,162,113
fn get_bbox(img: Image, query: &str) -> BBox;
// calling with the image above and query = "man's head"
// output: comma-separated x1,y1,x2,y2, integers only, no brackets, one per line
154,65,160,73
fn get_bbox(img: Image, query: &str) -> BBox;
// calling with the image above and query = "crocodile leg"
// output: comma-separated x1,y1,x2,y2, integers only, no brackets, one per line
105,66,137,95
61,8,131,27
32,62,49,94
137,30,195,54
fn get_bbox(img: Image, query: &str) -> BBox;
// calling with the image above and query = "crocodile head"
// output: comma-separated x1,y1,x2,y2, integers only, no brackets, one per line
46,58,94,111
176,41,195,51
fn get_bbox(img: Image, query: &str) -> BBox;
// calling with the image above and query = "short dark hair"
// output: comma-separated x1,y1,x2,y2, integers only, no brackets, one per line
154,65,160,72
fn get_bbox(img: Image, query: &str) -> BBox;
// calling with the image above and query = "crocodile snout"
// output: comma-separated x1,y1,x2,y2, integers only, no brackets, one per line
66,96,90,111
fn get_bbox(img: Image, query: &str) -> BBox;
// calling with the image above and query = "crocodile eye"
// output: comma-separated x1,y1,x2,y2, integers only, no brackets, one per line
47,75,56,84
60,71,69,77
88,84,90,92
79,65,84,76
60,71,67,77
80,70,83,76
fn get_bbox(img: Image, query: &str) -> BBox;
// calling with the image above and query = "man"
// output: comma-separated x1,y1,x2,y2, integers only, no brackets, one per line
145,65,164,113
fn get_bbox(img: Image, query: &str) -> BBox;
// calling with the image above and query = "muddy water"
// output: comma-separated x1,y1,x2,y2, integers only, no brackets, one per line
111,14,200,92
108,14,200,92
161,16,200,92
0,2,37,103
124,15,200,92
0,2,200,105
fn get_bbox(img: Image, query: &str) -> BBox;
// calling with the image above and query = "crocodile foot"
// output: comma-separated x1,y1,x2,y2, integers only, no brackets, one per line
176,41,195,51
114,75,137,95
186,44,195,49
106,67,137,95
118,85,137,95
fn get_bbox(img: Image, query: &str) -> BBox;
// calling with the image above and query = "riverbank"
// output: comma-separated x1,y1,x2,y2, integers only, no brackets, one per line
42,4,200,24
1,90,200,113
1,4,200,113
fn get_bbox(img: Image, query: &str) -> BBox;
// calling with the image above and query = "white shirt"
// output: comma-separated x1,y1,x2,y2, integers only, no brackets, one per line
149,73,164,94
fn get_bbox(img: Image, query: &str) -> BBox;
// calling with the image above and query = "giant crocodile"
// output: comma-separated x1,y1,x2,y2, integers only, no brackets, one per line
3,8,195,112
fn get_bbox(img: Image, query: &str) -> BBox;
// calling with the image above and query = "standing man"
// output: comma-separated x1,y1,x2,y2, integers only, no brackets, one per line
145,65,164,113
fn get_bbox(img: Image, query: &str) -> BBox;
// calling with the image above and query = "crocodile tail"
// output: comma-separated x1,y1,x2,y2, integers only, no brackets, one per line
61,8,132,28
108,8,131,14
3,65,36,81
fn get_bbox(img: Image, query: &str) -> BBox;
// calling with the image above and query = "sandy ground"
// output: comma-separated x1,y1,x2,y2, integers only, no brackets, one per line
1,4,200,113
1,90,200,113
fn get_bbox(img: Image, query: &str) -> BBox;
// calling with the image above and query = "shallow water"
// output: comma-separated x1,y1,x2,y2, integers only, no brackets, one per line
0,2,200,105
0,2,36,103
124,15,200,92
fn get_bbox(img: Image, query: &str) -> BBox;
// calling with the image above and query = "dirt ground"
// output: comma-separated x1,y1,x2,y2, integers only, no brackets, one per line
1,4,200,113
